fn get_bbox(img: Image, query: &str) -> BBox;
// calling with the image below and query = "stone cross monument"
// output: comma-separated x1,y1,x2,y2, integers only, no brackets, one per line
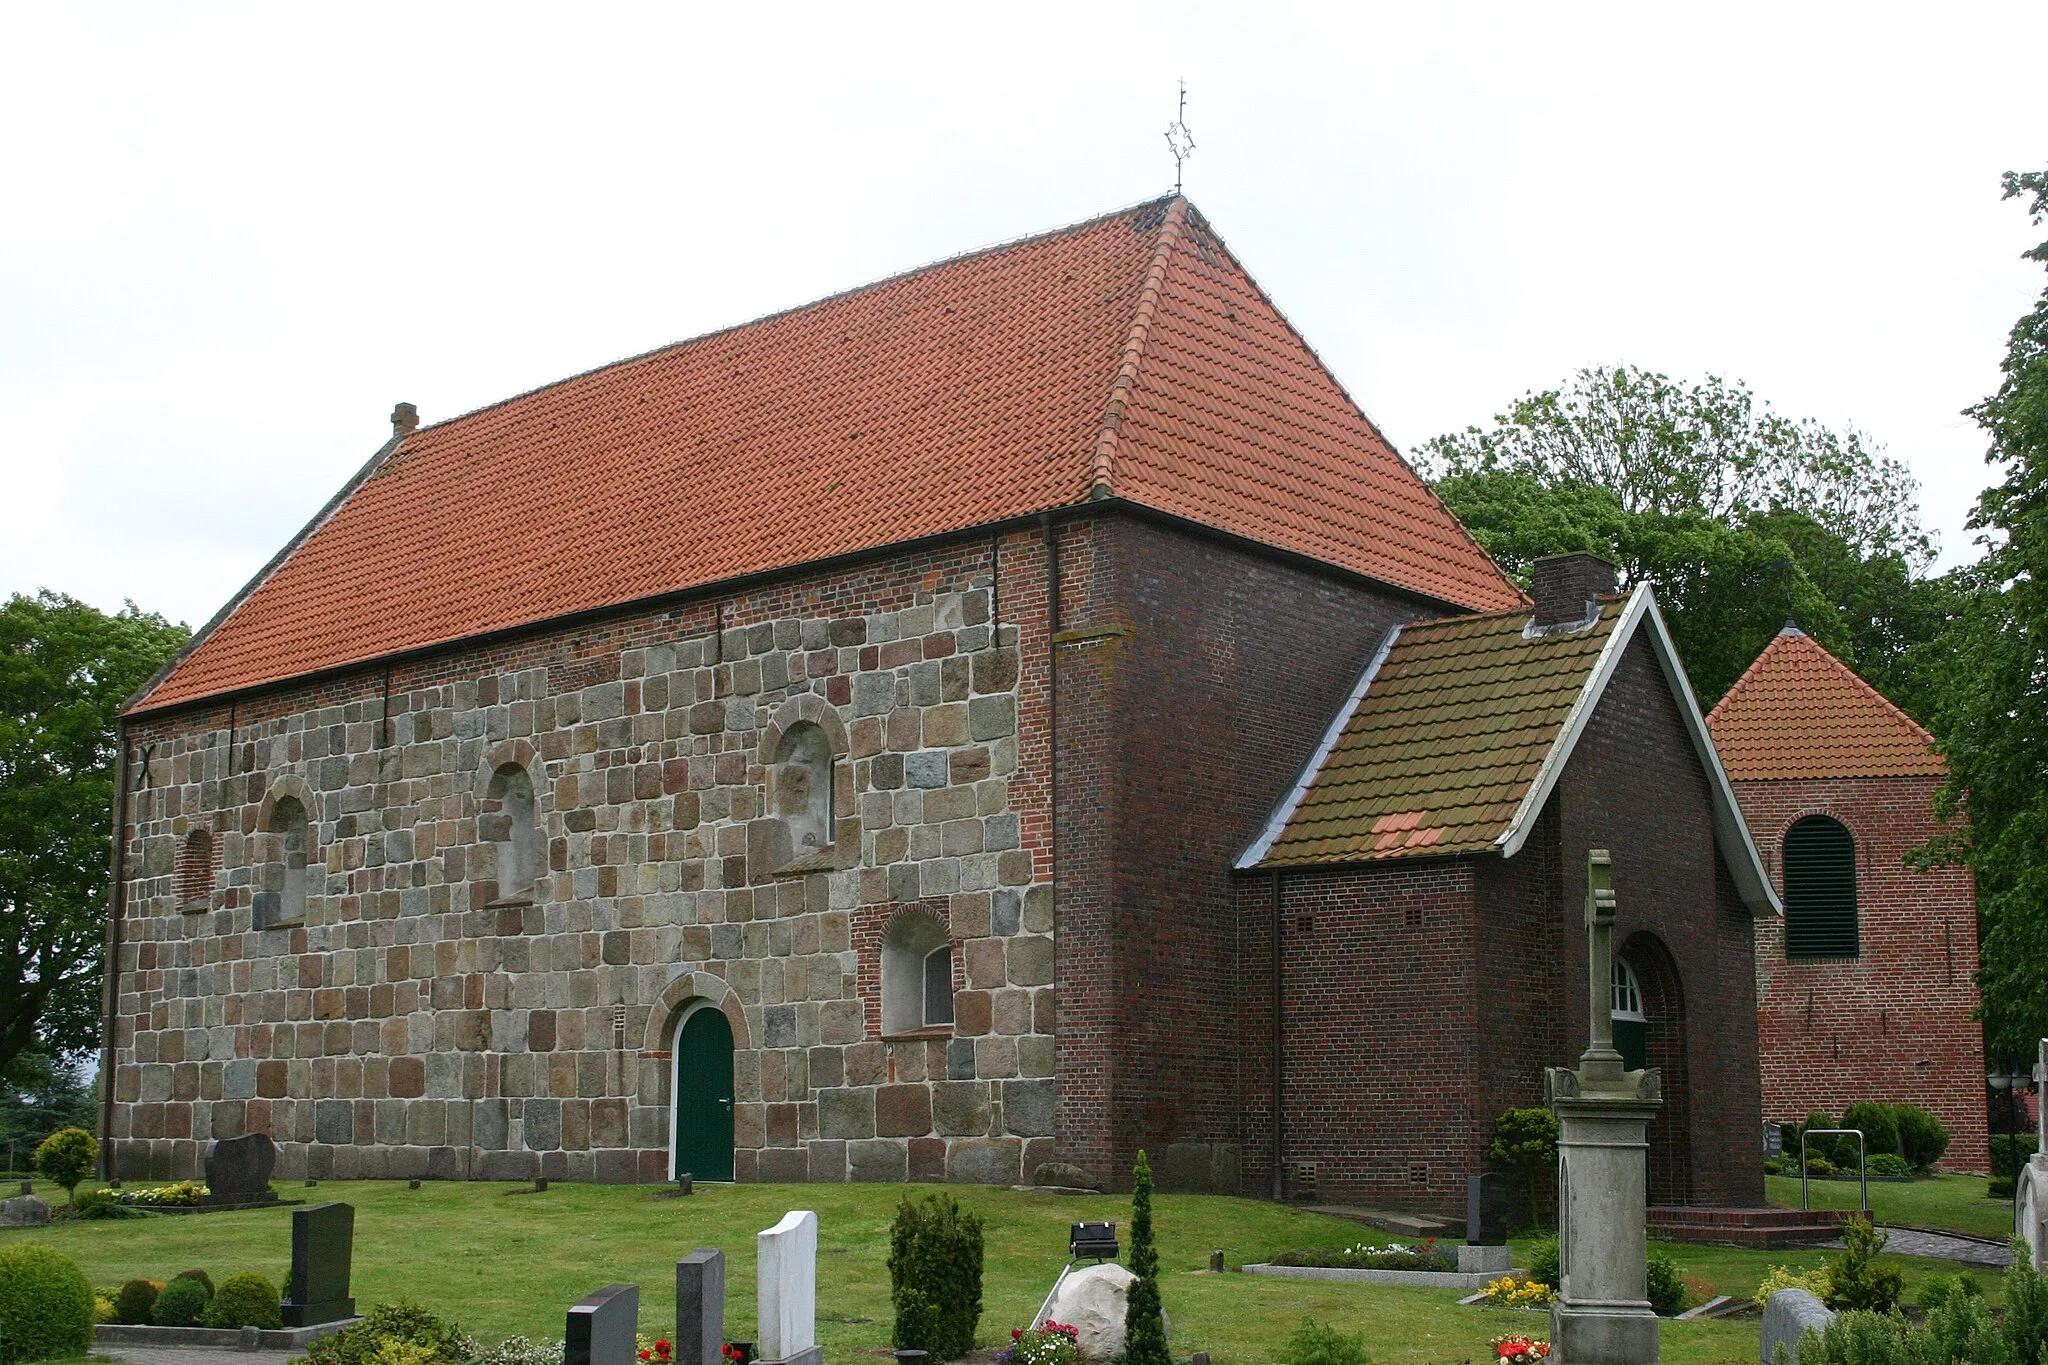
2019,1038,2048,1268
1545,850,1663,1365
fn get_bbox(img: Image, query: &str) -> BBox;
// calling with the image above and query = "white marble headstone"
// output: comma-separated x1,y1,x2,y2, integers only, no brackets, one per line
757,1209,818,1365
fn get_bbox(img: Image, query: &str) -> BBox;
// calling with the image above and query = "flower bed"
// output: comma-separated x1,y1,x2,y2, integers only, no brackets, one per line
1245,1242,1521,1292
1491,1332,1551,1362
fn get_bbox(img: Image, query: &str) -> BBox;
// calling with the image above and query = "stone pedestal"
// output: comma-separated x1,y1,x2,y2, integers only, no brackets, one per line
2024,1039,2048,1272
1550,1087,1661,1365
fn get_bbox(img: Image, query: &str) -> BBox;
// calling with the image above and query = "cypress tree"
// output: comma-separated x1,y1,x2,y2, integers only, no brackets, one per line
1122,1150,1171,1365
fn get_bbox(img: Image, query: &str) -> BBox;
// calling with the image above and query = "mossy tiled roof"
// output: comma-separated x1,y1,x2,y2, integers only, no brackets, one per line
1252,597,1625,867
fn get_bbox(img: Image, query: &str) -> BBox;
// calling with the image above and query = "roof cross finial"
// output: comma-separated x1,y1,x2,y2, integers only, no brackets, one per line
1165,80,1195,195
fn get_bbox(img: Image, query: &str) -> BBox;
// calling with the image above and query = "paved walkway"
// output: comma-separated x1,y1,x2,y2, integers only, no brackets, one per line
98,1348,298,1365
1879,1225,2015,1267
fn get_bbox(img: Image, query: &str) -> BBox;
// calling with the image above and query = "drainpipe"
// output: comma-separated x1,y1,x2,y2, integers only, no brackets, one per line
1271,868,1284,1201
99,725,132,1180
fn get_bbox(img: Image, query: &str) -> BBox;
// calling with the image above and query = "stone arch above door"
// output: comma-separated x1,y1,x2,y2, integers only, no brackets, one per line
642,971,751,1058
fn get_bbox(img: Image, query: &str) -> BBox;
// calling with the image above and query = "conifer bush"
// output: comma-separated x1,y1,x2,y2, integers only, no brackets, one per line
32,1127,98,1208
204,1273,283,1330
0,1244,96,1364
1121,1150,1170,1365
1272,1316,1370,1365
151,1275,213,1327
887,1193,985,1360
1820,1218,1903,1313
1892,1103,1950,1170
1841,1102,1899,1160
113,1278,162,1325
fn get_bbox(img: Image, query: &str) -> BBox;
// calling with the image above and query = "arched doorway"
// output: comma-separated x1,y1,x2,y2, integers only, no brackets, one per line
1620,932,1692,1205
671,1004,734,1182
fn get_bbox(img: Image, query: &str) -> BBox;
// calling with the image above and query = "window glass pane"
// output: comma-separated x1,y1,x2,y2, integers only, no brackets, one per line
923,946,954,1027
1611,960,1644,1021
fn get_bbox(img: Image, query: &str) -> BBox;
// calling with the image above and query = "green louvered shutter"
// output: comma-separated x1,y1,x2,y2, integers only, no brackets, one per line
1784,816,1859,958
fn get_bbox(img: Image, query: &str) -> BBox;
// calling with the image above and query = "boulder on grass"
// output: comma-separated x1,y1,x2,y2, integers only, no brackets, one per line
1043,1262,1169,1363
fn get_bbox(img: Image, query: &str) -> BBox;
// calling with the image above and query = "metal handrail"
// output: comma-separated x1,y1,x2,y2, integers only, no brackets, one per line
1800,1128,1869,1214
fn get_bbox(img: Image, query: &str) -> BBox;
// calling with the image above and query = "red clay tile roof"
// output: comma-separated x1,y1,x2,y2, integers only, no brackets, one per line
132,196,1519,713
1706,627,1944,780
1246,598,1625,867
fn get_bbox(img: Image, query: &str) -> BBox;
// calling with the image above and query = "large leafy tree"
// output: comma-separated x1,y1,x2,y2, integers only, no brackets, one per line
1924,168,2048,1063
1420,367,1948,708
0,592,187,1079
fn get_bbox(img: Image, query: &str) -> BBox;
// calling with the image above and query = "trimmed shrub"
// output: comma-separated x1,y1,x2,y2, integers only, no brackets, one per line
1488,1108,1560,1231
1822,1218,1903,1313
152,1275,213,1327
301,1303,470,1365
113,1278,163,1325
71,1188,144,1220
1754,1265,1831,1308
32,1128,98,1207
173,1269,215,1295
1800,1111,1847,1166
887,1193,985,1360
1121,1150,1169,1365
1527,1235,1560,1290
0,1244,97,1364
1894,1103,1951,1170
1868,1153,1914,1178
1992,1133,2039,1180
1273,1317,1371,1365
1646,1249,1686,1316
204,1273,282,1331
1841,1101,1899,1159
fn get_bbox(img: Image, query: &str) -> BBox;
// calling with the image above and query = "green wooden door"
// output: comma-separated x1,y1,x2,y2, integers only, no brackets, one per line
673,1008,734,1181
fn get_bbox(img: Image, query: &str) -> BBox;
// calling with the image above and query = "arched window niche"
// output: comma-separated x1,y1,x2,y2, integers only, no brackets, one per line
481,762,539,904
882,912,954,1036
1784,814,1859,959
769,720,835,865
1612,958,1647,1071
176,827,214,914
256,795,309,930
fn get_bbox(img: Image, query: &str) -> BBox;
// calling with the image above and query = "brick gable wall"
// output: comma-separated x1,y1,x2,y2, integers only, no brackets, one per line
1734,773,1987,1173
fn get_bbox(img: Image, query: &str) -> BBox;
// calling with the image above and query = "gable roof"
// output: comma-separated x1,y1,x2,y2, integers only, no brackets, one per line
1706,626,1944,780
129,196,1520,714
1239,584,1781,916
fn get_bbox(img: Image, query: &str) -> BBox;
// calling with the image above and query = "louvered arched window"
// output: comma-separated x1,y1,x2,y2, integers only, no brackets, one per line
1784,815,1858,958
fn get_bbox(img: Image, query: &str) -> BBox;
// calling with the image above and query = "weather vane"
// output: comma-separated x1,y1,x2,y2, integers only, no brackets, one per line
1165,79,1195,194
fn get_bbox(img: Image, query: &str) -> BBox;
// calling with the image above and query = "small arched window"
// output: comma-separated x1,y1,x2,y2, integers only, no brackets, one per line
257,796,309,929
481,763,539,903
1784,815,1859,959
176,828,214,913
770,721,834,859
882,914,953,1036
1612,958,1647,1071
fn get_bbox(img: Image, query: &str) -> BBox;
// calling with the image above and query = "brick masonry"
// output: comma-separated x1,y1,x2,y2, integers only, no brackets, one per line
1733,773,1988,1173
1234,637,1767,1212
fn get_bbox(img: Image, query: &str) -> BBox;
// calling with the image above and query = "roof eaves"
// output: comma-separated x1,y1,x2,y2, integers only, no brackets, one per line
1089,198,1187,500
123,426,412,715
1236,622,1404,870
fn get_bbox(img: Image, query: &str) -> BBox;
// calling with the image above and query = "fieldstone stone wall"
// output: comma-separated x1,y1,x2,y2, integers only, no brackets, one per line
110,538,1056,1185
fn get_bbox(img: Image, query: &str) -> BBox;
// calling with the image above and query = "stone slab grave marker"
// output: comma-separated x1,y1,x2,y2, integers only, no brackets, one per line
1545,850,1662,1365
566,1283,639,1365
205,1132,281,1206
676,1249,725,1365
757,1210,822,1365
1458,1173,1512,1274
283,1202,357,1328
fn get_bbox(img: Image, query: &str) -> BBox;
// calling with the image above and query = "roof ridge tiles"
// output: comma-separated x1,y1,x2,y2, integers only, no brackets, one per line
1089,198,1188,498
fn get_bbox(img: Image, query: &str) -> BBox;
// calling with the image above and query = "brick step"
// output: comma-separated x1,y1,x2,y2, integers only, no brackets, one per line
1648,1206,1850,1249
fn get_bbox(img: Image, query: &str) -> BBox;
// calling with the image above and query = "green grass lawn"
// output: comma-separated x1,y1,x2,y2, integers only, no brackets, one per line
0,1179,2014,1365
1763,1172,2015,1240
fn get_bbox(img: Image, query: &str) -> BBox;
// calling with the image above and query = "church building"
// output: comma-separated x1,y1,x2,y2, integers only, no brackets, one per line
104,196,1776,1205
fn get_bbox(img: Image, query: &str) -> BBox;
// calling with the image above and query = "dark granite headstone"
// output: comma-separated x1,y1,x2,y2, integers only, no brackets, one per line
283,1201,356,1327
566,1283,639,1365
677,1250,725,1365
204,1132,279,1205
1465,1172,1509,1245
1765,1121,1784,1159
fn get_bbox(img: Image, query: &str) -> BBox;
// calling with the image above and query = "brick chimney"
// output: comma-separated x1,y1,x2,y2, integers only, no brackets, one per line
391,402,419,438
1529,552,1617,628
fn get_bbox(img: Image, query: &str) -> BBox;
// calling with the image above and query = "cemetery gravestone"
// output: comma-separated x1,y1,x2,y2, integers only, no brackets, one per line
204,1132,282,1206
283,1202,357,1327
566,1283,639,1365
0,1194,50,1227
1764,1122,1784,1161
1458,1173,1512,1274
757,1210,822,1365
677,1249,726,1365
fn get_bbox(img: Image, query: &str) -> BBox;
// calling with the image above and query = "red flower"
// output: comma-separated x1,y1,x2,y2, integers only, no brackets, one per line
639,1352,650,1360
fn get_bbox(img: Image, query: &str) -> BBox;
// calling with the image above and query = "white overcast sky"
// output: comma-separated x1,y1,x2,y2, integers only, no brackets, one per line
4,2,2044,629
